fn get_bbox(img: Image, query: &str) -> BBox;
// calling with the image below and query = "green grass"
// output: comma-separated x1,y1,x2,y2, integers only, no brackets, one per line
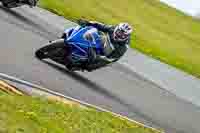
39,0,200,78
0,90,161,133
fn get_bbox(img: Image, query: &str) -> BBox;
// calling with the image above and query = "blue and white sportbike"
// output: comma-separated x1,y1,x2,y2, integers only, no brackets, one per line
35,26,114,72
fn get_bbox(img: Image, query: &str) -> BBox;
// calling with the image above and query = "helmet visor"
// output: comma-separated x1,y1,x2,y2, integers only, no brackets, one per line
115,29,129,40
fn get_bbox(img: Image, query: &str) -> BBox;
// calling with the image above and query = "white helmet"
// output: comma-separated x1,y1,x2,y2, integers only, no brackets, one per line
113,23,133,41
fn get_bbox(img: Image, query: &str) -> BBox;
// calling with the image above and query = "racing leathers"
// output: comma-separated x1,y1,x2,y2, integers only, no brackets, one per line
77,20,131,71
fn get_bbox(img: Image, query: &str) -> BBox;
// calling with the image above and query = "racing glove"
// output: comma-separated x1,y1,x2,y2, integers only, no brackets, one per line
77,19,89,27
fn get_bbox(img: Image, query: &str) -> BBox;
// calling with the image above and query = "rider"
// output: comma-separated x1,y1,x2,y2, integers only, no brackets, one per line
76,19,133,71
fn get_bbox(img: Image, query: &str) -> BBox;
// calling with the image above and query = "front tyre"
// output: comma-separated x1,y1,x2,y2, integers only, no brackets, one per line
35,39,67,61
35,48,48,60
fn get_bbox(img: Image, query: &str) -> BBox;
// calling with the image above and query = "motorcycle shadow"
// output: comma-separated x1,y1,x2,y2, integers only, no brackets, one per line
41,60,126,105
41,60,100,88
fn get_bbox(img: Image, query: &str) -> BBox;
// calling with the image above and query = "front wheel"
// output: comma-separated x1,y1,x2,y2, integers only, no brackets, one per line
35,48,48,60
35,39,66,60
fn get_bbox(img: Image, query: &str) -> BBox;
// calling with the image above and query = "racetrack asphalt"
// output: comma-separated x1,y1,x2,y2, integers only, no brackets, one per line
0,5,200,133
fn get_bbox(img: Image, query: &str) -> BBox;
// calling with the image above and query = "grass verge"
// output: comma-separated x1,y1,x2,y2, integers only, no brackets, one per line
0,81,161,133
39,0,200,78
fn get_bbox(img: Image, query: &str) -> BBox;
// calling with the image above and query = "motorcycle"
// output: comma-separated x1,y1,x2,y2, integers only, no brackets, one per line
0,0,38,8
35,26,112,72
